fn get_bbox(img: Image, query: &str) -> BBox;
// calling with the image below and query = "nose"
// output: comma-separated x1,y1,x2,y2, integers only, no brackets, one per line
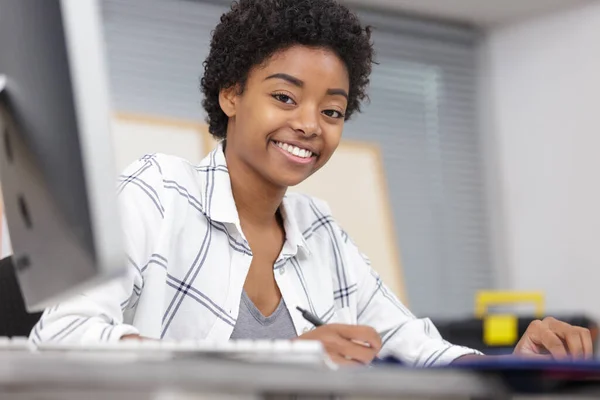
290,105,322,138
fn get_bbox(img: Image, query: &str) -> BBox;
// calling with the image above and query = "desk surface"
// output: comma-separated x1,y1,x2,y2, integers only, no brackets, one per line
5,350,600,400
0,350,507,399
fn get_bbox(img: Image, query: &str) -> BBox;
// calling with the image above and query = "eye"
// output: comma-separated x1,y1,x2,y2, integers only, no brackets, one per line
322,109,345,119
272,93,296,105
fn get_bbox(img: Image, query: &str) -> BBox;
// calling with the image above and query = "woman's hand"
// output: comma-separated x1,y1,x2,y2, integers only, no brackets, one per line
296,324,381,365
514,317,594,359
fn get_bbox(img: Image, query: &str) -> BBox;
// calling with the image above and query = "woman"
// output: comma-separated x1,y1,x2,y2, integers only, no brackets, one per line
31,0,592,365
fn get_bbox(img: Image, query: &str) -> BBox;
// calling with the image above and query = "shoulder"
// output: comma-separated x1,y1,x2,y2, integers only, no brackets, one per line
118,153,205,193
117,153,208,216
120,153,200,182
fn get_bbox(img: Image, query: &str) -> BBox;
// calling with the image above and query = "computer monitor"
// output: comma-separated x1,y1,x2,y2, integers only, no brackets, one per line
0,0,126,311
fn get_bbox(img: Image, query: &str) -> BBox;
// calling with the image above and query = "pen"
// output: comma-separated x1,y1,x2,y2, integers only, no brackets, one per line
296,306,325,327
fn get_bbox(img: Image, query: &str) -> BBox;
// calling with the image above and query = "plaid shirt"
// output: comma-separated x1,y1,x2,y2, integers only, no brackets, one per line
30,143,479,367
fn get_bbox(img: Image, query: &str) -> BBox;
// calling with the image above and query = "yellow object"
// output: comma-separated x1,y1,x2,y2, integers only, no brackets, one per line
483,314,518,346
476,291,545,347
475,291,545,319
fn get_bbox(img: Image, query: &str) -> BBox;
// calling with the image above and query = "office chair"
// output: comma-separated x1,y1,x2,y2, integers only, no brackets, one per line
0,256,42,337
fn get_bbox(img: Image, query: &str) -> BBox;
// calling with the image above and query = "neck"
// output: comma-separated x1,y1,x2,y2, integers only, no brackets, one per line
224,143,286,227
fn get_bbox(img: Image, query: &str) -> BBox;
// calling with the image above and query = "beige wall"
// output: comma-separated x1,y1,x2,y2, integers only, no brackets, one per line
111,113,213,173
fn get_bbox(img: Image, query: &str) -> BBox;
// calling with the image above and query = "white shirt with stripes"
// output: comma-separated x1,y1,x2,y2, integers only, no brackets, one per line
29,143,480,367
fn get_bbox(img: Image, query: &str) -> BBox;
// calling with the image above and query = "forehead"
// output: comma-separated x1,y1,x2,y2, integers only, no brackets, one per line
252,45,349,90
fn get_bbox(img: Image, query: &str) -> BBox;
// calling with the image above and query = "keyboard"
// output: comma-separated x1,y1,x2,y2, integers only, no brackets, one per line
0,336,31,351
0,336,332,367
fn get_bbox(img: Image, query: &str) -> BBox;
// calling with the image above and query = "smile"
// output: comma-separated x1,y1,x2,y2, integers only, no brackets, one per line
272,141,314,159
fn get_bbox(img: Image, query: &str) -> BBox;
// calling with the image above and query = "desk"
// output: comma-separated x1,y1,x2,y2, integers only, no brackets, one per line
0,350,583,400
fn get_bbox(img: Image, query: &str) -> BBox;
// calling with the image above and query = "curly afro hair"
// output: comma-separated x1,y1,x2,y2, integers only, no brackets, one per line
201,0,374,139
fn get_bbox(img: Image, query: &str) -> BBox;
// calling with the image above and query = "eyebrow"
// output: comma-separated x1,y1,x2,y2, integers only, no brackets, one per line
264,73,349,100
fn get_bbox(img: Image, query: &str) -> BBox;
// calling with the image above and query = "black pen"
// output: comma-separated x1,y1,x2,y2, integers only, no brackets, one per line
296,306,324,327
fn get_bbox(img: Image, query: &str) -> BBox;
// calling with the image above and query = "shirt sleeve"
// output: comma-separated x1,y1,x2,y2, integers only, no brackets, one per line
29,156,164,345
345,234,482,367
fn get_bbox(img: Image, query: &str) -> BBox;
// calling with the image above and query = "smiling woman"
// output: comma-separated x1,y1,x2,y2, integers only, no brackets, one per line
29,0,593,366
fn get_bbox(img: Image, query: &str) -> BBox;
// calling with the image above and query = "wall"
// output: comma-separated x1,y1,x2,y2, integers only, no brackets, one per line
480,1,600,319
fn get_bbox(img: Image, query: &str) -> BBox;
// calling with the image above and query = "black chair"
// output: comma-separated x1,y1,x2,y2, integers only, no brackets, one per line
0,256,42,337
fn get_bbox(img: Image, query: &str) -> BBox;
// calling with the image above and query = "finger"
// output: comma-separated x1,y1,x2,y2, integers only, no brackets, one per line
329,353,362,366
335,324,382,351
337,338,378,364
526,320,569,359
539,329,569,359
564,331,584,358
579,328,594,359
545,318,592,358
545,317,576,339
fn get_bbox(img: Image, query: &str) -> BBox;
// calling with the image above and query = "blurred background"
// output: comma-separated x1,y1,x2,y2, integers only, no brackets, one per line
2,0,599,349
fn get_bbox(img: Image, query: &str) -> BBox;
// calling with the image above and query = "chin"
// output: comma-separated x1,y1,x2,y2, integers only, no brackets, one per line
269,172,311,189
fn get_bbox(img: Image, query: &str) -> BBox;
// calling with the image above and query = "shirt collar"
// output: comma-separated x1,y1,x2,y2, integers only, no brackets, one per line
280,196,312,257
197,142,311,257
197,142,240,225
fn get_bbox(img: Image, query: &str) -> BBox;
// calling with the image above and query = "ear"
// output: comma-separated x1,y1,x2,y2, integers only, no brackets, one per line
218,85,239,117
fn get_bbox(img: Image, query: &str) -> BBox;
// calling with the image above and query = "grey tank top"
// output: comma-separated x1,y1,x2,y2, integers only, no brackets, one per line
230,291,298,340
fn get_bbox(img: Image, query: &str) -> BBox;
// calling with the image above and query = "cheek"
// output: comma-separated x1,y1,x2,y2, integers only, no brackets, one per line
240,103,288,142
317,128,343,165
261,108,285,132
324,128,343,152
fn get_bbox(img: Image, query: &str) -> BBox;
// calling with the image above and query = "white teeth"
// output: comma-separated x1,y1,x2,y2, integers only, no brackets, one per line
275,141,313,159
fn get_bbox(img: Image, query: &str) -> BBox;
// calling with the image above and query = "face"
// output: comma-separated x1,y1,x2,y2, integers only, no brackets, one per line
220,45,349,188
